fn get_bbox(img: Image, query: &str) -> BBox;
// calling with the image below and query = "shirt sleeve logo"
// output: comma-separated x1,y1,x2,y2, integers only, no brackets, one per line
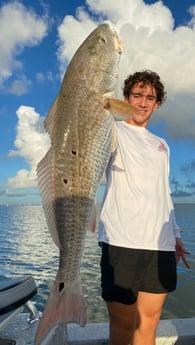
158,142,168,153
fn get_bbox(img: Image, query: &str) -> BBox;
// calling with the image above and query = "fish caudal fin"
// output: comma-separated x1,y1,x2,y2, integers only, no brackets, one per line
104,98,141,120
34,279,86,345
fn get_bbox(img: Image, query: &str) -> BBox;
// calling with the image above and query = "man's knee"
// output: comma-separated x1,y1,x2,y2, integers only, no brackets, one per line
107,301,136,345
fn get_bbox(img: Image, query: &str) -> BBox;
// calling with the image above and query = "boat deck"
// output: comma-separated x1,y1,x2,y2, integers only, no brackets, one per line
0,313,195,344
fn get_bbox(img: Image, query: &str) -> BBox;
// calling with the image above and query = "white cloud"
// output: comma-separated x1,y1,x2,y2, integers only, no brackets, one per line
7,74,32,95
0,1,48,90
7,0,195,191
36,71,55,83
86,0,174,31
7,169,38,189
36,72,46,83
56,0,195,141
188,5,195,27
8,106,50,189
57,9,97,77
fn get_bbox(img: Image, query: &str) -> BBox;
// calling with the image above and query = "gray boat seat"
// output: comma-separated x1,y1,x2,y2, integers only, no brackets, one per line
0,276,37,331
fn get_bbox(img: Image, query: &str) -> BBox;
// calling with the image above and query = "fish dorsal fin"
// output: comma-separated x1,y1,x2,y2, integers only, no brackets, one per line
44,97,58,137
104,98,141,120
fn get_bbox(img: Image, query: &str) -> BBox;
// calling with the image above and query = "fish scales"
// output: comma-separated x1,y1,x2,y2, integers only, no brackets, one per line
35,23,123,344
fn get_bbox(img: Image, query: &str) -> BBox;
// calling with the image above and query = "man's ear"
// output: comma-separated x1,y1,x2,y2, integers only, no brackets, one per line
154,101,160,110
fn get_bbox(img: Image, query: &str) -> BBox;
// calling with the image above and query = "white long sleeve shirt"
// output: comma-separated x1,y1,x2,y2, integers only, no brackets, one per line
98,121,180,251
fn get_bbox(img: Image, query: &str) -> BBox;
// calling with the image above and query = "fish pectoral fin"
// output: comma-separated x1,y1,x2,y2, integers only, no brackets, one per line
104,98,141,120
88,203,96,232
34,279,86,345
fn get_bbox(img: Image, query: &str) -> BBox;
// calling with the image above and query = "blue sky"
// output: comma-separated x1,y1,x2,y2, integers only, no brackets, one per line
0,0,195,205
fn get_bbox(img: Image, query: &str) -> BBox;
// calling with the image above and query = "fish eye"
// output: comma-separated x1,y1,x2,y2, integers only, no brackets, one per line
99,36,106,44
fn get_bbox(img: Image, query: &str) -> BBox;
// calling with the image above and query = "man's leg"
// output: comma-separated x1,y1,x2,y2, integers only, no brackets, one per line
106,301,137,345
133,291,168,345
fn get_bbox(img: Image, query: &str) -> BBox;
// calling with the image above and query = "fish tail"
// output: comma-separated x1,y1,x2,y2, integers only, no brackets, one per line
34,279,86,345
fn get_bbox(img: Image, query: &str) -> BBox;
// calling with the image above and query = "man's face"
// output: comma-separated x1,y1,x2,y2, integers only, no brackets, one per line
125,82,159,127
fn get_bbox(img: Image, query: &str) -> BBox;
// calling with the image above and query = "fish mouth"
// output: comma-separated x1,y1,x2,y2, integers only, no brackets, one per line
112,28,123,53
103,70,118,80
97,68,118,80
100,71,118,95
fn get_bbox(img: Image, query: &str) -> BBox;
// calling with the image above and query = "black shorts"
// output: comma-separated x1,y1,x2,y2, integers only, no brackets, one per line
100,242,177,305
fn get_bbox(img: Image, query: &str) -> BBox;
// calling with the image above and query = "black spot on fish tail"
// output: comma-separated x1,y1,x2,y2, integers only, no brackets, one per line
72,150,76,155
63,179,68,184
59,282,64,292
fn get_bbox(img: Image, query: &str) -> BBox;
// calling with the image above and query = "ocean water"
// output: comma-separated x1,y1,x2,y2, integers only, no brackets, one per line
0,203,194,322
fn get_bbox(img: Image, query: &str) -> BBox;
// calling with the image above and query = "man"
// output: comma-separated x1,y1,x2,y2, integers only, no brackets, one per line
98,70,190,345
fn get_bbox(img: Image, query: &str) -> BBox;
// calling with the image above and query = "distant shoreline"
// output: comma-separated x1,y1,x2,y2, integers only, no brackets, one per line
0,202,195,207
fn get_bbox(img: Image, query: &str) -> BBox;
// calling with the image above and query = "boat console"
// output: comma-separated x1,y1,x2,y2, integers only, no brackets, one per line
0,276,40,344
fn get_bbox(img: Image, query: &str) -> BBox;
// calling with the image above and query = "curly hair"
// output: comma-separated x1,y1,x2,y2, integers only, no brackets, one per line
123,70,167,106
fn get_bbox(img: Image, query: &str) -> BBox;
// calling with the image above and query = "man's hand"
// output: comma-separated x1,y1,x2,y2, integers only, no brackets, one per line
175,237,190,268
